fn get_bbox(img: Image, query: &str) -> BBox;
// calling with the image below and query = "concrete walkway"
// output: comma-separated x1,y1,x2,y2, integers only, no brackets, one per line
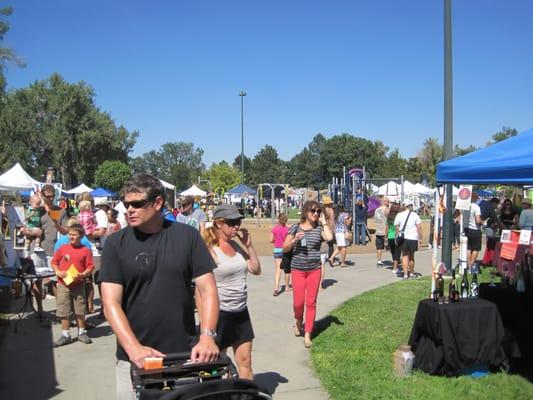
0,249,436,399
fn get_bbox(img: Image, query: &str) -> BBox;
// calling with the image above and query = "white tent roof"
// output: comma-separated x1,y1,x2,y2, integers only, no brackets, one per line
414,183,434,195
0,163,41,191
180,184,206,197
160,179,175,190
377,181,401,196
66,183,93,194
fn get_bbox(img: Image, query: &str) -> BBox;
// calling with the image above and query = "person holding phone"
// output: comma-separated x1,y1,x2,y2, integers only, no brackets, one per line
201,204,261,379
282,200,333,348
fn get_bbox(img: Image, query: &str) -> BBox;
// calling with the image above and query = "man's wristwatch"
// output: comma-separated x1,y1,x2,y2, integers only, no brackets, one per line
200,329,217,338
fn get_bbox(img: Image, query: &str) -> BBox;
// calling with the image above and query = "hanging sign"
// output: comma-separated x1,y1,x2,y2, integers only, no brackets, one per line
455,185,473,211
518,229,532,245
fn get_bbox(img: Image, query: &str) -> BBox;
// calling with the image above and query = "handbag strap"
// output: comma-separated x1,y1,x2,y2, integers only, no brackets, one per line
400,210,412,234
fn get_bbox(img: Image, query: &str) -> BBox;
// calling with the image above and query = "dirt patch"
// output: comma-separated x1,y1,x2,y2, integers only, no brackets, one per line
242,218,431,256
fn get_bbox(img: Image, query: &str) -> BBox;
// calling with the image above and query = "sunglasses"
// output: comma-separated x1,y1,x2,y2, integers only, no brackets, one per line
224,219,242,227
309,208,322,215
123,199,152,209
43,194,55,199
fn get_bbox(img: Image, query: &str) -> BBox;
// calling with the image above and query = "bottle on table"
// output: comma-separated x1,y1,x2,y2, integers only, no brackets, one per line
437,273,444,302
460,268,469,299
470,271,479,299
449,268,458,302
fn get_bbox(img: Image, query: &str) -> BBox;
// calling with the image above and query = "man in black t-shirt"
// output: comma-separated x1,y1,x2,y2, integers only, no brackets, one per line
100,174,219,399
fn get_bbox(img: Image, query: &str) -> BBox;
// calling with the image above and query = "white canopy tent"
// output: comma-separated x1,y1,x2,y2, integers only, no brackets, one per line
65,183,93,194
413,183,434,195
180,184,206,197
160,179,175,191
0,163,42,191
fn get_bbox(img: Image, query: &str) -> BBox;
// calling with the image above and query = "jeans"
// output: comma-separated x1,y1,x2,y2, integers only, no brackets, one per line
291,268,321,333
354,223,366,245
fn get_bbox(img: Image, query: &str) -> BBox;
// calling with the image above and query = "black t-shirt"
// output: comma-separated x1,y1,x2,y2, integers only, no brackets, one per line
100,221,216,361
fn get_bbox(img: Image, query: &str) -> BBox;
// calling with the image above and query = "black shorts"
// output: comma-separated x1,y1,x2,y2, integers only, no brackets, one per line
388,238,401,262
466,228,482,251
375,235,385,250
401,239,418,254
216,307,255,349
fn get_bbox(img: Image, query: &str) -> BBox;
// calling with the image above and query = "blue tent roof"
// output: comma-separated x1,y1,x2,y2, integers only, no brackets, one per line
90,187,117,197
437,129,533,185
475,189,494,197
227,184,256,195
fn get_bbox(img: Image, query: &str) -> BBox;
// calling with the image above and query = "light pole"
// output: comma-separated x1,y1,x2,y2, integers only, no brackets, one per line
239,90,247,184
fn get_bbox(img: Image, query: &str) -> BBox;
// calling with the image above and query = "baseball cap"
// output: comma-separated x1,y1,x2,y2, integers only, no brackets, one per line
403,199,414,207
213,204,244,220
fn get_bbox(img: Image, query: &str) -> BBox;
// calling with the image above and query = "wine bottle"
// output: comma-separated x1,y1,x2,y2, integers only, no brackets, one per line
470,271,479,298
437,273,444,300
460,268,469,299
449,268,458,302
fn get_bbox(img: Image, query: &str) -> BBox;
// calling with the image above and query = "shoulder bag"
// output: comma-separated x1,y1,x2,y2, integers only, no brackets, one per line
395,210,412,247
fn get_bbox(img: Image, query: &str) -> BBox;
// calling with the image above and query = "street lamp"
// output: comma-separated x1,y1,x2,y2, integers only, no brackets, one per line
239,90,247,184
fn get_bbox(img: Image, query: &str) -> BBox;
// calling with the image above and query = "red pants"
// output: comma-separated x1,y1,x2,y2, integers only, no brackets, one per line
291,268,321,333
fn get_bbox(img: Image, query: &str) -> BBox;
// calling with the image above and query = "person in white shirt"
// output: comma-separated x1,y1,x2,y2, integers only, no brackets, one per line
466,193,482,268
394,200,422,279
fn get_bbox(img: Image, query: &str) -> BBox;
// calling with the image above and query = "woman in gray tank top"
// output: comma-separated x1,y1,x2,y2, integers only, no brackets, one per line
201,204,261,379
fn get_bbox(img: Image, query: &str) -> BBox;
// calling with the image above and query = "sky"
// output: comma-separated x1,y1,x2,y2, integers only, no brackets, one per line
3,0,533,168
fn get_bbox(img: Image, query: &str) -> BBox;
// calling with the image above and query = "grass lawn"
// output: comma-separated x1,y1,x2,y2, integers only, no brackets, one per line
311,271,533,400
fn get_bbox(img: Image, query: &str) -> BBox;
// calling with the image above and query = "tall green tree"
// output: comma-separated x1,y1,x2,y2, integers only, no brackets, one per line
232,154,252,183
248,144,284,186
94,160,132,193
131,142,205,190
203,161,240,195
286,133,326,187
0,74,138,187
0,4,25,93
417,137,443,185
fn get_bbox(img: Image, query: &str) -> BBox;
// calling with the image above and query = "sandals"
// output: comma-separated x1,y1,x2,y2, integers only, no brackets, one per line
293,321,303,337
340,264,348,268
304,336,312,348
273,289,280,297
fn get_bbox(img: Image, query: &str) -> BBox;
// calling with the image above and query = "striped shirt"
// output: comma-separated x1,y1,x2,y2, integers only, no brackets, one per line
288,224,324,271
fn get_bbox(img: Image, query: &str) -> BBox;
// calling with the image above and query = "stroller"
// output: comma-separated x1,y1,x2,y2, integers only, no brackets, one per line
131,352,273,400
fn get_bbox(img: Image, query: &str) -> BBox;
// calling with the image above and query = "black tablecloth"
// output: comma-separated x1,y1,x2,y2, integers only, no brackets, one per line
479,283,533,360
408,299,507,376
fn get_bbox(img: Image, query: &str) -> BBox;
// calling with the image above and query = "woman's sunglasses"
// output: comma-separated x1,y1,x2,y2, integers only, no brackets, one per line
123,199,151,209
224,219,242,227
309,208,322,215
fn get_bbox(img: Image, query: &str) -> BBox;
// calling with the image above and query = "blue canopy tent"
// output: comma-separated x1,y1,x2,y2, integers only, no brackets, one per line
227,184,257,195
437,128,533,184
475,189,494,197
90,187,117,197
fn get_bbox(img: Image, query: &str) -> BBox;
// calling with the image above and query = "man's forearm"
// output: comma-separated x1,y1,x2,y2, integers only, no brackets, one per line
104,301,141,354
199,293,219,333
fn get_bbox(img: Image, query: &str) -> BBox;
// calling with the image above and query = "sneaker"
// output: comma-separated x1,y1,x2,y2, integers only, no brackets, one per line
78,333,92,344
33,246,45,252
427,244,432,249
377,261,384,267
54,335,72,347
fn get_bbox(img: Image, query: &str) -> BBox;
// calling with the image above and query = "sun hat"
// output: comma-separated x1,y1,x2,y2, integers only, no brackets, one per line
213,204,244,220
94,197,109,207
322,196,333,205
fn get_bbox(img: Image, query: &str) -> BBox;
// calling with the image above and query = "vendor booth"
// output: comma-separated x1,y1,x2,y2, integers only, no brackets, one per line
409,128,533,377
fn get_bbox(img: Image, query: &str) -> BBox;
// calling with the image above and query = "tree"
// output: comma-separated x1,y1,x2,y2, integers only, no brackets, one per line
232,154,252,183
378,149,407,180
94,160,132,193
286,133,326,187
203,161,240,195
0,5,25,93
131,142,205,190
248,144,284,186
0,74,138,187
487,126,517,145
417,137,443,185
454,144,478,157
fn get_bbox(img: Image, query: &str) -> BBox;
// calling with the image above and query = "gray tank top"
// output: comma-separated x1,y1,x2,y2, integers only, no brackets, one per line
212,244,248,312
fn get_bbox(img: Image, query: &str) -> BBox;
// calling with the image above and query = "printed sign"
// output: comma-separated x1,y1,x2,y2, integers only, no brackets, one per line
500,229,512,243
455,185,473,211
518,229,532,245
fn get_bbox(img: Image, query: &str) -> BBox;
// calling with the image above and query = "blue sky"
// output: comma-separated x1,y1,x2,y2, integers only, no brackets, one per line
4,0,533,167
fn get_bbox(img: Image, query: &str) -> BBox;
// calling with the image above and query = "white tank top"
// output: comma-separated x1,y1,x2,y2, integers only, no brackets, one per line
212,244,248,312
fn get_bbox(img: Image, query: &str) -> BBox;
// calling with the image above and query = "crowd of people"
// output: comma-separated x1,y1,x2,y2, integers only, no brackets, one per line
2,175,532,399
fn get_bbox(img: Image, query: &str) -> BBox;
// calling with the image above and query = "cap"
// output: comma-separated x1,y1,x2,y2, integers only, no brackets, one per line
213,204,244,220
94,197,109,206
522,198,532,206
322,196,333,205
403,199,414,207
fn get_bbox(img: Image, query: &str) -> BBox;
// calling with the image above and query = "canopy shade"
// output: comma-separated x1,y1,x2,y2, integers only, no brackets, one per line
180,184,206,197
90,187,117,197
437,128,533,184
159,179,175,190
0,163,41,191
227,184,256,195
66,183,93,194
